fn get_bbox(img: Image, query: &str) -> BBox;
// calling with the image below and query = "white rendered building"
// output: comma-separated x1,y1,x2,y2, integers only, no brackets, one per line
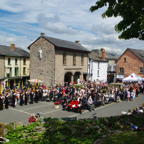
88,49,108,82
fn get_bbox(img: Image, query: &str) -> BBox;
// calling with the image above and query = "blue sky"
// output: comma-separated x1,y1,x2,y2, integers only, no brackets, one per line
0,0,143,54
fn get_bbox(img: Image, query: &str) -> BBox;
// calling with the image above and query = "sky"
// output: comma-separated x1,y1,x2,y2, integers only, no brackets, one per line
0,0,143,54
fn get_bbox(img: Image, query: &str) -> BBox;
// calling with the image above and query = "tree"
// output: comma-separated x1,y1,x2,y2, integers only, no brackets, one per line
90,0,144,40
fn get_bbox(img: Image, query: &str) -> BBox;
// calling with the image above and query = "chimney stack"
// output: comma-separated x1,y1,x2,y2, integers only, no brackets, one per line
41,33,45,36
75,40,80,44
11,43,15,51
101,48,105,60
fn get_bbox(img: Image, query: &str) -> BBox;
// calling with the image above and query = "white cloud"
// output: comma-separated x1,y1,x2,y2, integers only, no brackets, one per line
36,13,79,35
0,0,143,55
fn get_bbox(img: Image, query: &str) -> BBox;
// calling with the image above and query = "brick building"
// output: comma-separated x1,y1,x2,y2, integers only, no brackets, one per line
117,48,144,78
28,33,90,86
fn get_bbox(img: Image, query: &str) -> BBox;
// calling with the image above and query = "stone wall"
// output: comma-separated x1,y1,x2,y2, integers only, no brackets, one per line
117,49,144,78
55,50,88,84
29,37,55,86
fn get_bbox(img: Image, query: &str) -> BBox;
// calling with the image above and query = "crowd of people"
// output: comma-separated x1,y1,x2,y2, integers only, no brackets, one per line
0,81,144,114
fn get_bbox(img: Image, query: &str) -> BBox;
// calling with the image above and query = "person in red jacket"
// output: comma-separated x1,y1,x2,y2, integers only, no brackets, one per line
28,114,38,123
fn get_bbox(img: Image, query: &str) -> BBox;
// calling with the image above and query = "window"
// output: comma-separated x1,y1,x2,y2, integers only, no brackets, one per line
8,58,11,65
6,68,12,77
23,58,26,65
23,67,26,75
63,53,66,64
81,55,84,66
140,67,144,73
73,54,76,65
120,68,124,74
15,67,19,76
98,62,100,68
97,70,99,77
15,58,17,65
124,57,126,62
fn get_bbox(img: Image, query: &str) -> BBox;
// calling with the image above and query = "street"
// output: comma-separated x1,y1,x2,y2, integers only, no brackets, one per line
0,94,144,124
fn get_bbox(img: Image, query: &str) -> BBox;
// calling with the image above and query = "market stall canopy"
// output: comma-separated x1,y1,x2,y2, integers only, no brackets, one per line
28,79,43,83
122,73,142,82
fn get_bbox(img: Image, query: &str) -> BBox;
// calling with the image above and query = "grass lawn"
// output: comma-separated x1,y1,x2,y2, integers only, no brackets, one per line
102,131,144,144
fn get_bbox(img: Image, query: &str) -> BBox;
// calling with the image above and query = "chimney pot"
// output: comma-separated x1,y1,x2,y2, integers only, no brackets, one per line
41,33,45,36
11,43,15,51
75,40,80,44
101,48,105,60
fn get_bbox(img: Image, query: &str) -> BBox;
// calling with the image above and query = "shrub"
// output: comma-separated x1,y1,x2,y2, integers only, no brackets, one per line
4,124,14,131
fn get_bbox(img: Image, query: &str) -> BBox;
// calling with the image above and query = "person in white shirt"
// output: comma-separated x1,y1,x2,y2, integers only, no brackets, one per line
87,96,94,111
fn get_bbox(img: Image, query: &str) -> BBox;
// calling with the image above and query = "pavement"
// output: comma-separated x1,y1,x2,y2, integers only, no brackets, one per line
0,94,144,124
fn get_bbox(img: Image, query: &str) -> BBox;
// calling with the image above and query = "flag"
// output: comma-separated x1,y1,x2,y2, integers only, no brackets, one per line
13,80,16,90
26,79,29,89
131,75,133,78
35,78,39,90
1,81,4,94
21,81,23,91
6,81,9,90
34,80,36,92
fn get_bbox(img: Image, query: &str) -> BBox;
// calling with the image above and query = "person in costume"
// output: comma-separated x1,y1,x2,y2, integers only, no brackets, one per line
20,91,24,106
29,89,34,104
25,90,28,105
0,94,3,110
5,92,9,109
35,90,38,103
12,90,16,107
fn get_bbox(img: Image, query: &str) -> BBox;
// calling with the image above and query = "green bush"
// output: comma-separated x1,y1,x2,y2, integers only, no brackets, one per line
4,124,14,131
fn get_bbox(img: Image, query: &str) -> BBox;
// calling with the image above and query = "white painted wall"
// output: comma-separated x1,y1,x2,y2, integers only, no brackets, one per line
88,58,108,82
5,57,21,77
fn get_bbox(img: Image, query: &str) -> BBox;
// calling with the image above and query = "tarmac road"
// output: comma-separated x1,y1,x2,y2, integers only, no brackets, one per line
0,94,144,124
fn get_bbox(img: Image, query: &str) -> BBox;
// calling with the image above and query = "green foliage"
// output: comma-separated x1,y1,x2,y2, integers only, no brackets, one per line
4,124,14,131
5,115,144,144
90,0,144,40
102,131,144,144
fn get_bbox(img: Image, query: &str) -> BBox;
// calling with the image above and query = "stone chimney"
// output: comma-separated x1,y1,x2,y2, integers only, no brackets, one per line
41,33,45,36
11,43,15,51
101,48,105,60
75,40,80,44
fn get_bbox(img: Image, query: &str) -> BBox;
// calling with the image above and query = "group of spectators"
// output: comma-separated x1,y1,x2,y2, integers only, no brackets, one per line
0,80,144,114
122,103,144,115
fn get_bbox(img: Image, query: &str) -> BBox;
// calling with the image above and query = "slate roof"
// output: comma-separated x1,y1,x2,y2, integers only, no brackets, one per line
0,45,29,57
92,49,120,60
88,51,108,62
42,36,90,52
125,48,144,62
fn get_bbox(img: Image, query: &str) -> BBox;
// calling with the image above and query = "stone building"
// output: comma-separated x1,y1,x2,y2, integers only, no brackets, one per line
117,48,144,78
28,33,90,86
